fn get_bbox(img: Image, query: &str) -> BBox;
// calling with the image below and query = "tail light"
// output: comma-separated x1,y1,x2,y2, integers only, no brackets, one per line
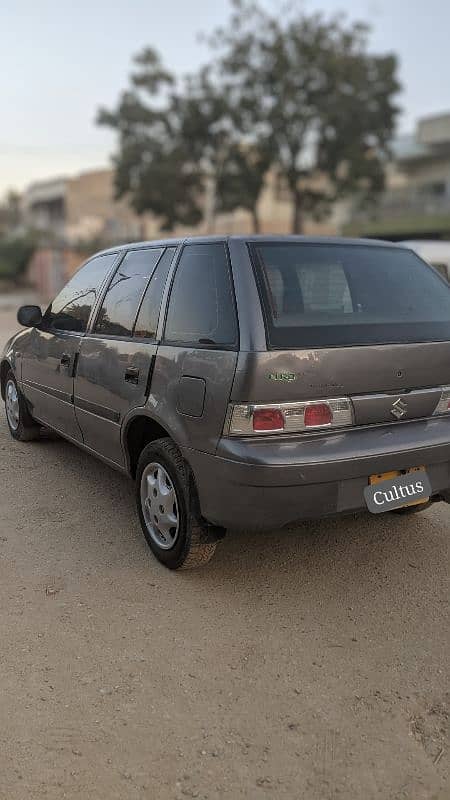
252,408,285,431
226,397,353,436
433,386,450,415
304,402,333,427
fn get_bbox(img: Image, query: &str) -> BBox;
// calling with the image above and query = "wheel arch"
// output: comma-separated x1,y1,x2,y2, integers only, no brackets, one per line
123,412,176,479
0,359,12,401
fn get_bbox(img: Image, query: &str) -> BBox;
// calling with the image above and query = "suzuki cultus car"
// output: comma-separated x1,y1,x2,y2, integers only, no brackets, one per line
3,236,450,568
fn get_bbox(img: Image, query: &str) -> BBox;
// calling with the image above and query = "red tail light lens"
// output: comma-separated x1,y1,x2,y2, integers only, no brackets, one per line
226,397,352,436
252,408,285,431
304,402,333,427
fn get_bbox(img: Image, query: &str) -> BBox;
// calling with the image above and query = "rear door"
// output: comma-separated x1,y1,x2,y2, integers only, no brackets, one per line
149,242,239,454
74,246,175,465
233,242,450,423
21,252,117,439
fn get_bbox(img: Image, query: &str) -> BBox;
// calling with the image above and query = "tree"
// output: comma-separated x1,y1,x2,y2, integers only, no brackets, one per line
0,234,37,281
0,191,22,237
98,47,271,233
176,67,272,232
216,142,272,232
97,48,204,231
211,1,400,232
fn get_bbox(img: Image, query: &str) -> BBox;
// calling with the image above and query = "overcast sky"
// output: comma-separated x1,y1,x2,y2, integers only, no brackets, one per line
1,0,449,197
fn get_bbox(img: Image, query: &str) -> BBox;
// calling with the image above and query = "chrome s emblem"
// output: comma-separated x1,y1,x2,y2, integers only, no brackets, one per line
390,397,408,420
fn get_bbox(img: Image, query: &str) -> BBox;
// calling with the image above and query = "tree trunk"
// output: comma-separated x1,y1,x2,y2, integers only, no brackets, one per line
205,174,217,234
291,188,303,234
251,207,261,233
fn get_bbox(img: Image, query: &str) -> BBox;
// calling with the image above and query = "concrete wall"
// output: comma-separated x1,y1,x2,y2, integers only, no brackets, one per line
65,169,154,243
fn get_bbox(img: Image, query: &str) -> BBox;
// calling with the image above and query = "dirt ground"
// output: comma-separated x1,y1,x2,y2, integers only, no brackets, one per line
0,307,448,800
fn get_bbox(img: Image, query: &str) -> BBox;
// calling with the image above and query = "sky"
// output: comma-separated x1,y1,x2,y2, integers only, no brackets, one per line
1,0,449,197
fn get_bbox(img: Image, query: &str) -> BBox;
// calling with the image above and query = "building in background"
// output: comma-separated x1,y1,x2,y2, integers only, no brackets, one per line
23,177,67,240
22,165,347,297
23,165,346,245
346,111,450,240
23,170,154,245
20,111,450,298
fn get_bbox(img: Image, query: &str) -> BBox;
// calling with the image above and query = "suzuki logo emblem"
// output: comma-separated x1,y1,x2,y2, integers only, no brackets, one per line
391,397,408,420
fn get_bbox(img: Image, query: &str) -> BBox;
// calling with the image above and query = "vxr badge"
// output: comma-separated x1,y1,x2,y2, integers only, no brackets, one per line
390,397,408,420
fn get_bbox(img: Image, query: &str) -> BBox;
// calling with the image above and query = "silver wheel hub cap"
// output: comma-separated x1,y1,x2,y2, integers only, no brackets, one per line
140,462,180,550
5,380,20,431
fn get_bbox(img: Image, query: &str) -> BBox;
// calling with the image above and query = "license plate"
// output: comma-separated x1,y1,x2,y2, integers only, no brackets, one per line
364,467,431,514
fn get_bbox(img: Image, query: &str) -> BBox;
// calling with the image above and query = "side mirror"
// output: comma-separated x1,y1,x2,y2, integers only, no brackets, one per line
17,305,43,328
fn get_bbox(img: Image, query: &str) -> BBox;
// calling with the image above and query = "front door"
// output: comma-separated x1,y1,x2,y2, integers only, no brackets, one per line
21,252,118,439
74,247,175,466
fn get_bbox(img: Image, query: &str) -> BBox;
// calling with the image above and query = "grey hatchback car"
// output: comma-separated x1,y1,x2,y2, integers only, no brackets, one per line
3,236,450,569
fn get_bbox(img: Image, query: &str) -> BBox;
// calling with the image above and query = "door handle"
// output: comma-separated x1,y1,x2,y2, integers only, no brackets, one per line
124,367,140,385
60,353,71,368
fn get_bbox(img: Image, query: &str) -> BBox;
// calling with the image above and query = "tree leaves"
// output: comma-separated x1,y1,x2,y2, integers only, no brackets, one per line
98,3,400,234
210,1,400,231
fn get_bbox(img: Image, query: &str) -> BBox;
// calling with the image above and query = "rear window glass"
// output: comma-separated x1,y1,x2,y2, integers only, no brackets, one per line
250,242,450,348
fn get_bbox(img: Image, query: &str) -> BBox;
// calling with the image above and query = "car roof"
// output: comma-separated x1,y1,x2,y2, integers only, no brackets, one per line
96,234,404,257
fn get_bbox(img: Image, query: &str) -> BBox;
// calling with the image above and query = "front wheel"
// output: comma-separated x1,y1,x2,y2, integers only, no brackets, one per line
4,371,40,441
136,438,218,570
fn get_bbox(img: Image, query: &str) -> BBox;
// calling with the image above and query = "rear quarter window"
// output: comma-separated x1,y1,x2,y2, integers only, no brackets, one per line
164,243,238,349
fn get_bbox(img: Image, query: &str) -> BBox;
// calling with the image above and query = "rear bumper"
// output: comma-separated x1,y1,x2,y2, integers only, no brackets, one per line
184,417,450,530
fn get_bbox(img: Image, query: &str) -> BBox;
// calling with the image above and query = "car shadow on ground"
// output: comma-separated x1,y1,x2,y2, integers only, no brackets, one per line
11,429,446,610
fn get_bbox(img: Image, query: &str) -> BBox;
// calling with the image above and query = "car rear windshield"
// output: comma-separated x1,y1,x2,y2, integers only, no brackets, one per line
249,242,450,349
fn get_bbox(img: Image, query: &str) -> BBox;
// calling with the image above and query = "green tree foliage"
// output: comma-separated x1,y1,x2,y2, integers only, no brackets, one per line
99,3,400,234
0,191,22,237
98,48,204,231
177,67,271,231
98,48,269,232
0,235,37,281
212,0,400,232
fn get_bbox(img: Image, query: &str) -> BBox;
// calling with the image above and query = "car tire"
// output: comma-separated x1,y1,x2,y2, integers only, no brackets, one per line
4,370,40,442
136,438,218,570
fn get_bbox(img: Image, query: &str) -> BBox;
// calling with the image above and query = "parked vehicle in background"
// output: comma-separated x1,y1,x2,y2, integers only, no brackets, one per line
3,236,450,570
401,240,450,281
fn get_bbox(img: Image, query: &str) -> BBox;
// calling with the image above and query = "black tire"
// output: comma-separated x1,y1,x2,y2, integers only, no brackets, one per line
4,370,40,442
136,438,218,570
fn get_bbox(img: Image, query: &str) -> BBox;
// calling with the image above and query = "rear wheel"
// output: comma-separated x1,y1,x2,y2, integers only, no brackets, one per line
4,370,40,441
136,438,218,570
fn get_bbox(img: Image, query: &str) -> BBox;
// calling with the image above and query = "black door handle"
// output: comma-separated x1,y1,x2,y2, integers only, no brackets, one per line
60,353,71,368
124,367,140,385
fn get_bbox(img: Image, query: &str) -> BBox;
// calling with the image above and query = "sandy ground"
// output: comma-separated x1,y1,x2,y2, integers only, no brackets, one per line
0,307,448,800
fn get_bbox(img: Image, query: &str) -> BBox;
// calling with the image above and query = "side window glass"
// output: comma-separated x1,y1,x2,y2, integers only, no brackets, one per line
44,253,117,333
164,243,238,347
94,248,164,337
134,248,176,339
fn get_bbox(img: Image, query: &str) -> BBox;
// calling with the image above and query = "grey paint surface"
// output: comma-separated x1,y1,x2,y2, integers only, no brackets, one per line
2,234,450,531
231,343,450,405
21,327,83,441
176,376,206,417
148,345,237,454
74,336,157,466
